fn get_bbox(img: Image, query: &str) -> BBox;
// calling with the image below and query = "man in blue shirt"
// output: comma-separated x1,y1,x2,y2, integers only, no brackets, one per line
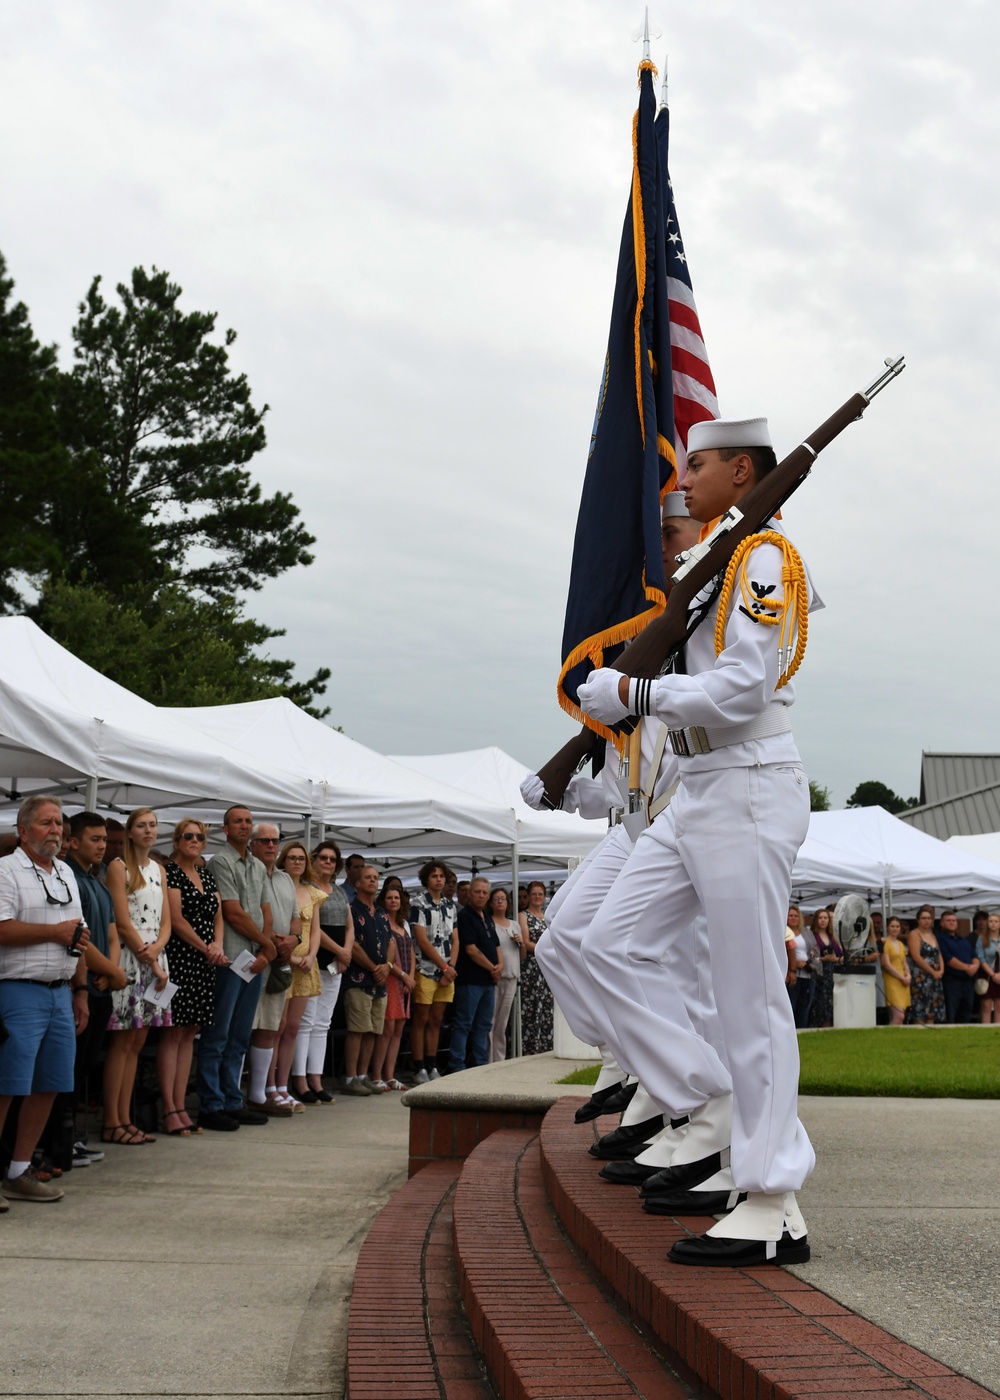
937,910,980,1024
344,866,392,1095
62,813,128,1166
448,877,501,1073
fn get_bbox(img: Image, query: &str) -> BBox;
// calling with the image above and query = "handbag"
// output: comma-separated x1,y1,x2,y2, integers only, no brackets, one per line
265,963,293,995
974,975,990,997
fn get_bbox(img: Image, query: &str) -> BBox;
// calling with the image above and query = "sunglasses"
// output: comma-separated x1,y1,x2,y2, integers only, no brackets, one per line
180,832,206,843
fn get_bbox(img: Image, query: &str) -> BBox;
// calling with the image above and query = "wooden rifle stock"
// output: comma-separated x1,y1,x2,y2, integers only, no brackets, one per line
536,727,599,811
535,359,904,804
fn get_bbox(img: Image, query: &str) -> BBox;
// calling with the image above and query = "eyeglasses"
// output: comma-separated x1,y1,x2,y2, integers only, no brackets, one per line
284,854,306,862
315,854,336,861
180,832,205,843
255,837,280,845
31,863,74,906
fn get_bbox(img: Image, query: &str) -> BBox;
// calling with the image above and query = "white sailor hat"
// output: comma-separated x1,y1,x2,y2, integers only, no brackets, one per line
661,491,690,518
687,417,772,452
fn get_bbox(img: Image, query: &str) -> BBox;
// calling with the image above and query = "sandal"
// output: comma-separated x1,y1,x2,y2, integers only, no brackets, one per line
101,1123,144,1146
385,1079,407,1091
160,1109,192,1137
32,1157,63,1180
124,1123,157,1144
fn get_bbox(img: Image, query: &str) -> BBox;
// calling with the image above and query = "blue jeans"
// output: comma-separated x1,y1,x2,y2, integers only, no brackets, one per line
196,967,262,1113
448,983,495,1071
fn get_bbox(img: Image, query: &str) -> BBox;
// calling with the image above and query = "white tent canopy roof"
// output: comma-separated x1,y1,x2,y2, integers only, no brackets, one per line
170,700,517,854
792,806,1000,910
390,746,606,862
0,618,307,816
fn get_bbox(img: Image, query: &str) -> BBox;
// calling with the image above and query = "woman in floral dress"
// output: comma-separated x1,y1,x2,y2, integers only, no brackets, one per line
907,904,945,1025
103,808,171,1144
518,880,553,1055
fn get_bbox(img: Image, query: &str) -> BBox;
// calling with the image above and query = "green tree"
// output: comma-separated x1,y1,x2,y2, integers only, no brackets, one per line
846,780,918,815
808,780,831,812
38,577,331,715
52,265,315,600
0,253,71,611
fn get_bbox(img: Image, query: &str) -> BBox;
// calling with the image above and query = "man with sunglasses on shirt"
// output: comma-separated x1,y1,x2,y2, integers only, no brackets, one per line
0,795,92,1204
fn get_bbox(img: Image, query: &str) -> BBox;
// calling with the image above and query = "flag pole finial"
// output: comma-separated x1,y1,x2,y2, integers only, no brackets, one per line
659,51,669,108
632,9,662,65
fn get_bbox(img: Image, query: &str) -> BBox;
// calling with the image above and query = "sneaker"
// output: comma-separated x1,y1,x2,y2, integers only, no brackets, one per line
70,1147,92,1167
1,1168,64,1202
363,1076,389,1093
412,1069,429,1085
428,1067,442,1081
343,1077,373,1097
74,1140,105,1163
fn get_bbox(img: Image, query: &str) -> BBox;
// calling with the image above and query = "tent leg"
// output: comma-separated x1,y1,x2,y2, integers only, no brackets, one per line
511,835,521,1058
303,815,312,848
85,776,99,811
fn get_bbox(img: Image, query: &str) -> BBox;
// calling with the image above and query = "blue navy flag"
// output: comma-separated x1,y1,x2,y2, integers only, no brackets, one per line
557,61,716,749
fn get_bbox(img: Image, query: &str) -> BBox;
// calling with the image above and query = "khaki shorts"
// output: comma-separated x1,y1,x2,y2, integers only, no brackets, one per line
252,988,287,1033
344,988,387,1035
413,972,455,1006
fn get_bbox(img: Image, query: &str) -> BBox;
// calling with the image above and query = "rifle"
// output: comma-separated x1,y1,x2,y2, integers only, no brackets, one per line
537,356,906,807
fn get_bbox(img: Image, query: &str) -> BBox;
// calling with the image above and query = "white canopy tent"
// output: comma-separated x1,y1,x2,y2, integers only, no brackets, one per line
947,832,1000,865
170,700,518,856
390,747,607,864
791,806,1000,911
0,618,308,818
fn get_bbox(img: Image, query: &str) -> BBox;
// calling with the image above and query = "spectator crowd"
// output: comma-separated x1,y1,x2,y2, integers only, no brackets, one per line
784,902,1000,1028
0,795,556,1208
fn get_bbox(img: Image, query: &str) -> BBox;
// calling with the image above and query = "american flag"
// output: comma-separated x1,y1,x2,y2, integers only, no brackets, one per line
656,103,719,474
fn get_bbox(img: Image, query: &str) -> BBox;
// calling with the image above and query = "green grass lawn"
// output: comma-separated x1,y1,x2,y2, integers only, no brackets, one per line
557,1027,1000,1099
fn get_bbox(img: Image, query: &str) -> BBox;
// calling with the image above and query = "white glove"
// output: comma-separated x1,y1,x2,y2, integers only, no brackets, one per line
519,772,547,811
577,668,628,725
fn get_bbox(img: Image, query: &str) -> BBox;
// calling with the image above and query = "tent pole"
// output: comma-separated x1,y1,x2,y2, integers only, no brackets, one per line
303,815,312,848
511,820,521,1058
85,775,99,811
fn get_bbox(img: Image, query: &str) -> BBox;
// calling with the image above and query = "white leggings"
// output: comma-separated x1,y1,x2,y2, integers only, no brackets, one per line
292,967,342,1077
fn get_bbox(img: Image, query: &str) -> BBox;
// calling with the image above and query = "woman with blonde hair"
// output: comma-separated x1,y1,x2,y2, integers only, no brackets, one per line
271,841,324,1108
157,818,227,1134
291,840,354,1102
975,912,1000,1025
103,808,171,1144
881,916,912,1025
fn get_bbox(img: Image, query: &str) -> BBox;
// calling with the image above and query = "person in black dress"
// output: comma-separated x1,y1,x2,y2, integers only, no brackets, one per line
156,819,226,1134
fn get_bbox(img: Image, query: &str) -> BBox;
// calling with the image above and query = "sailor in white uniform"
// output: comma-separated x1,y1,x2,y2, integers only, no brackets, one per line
524,498,730,1168
576,417,819,1267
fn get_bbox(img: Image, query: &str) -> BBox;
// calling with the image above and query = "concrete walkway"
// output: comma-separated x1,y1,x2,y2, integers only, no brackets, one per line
0,1071,996,1398
0,1093,411,1400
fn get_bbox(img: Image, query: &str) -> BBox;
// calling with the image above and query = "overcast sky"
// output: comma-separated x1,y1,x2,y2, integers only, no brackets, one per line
3,0,998,806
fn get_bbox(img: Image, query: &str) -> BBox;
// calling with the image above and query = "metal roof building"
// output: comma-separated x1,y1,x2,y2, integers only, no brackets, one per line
899,753,1000,838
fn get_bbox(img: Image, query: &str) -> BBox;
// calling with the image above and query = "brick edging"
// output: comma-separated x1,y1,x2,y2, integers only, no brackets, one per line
345,1159,492,1400
540,1098,993,1400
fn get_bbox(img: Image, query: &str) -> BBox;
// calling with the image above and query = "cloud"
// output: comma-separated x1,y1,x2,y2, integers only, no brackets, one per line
3,0,999,803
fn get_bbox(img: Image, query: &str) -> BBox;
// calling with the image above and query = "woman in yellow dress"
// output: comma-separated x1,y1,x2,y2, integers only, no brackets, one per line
881,916,912,1025
272,842,324,1106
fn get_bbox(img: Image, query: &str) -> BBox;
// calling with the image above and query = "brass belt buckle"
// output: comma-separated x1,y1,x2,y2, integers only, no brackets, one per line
668,726,711,756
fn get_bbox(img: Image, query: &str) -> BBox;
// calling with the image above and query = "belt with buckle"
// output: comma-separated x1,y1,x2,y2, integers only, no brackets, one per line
668,705,792,757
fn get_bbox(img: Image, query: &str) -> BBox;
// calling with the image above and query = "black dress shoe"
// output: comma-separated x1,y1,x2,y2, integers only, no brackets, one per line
598,1080,639,1117
198,1111,239,1132
640,1152,723,1196
574,1081,628,1124
669,1229,810,1267
588,1115,664,1160
314,1088,335,1103
598,1159,662,1185
228,1106,269,1126
298,1090,320,1103
643,1189,747,1216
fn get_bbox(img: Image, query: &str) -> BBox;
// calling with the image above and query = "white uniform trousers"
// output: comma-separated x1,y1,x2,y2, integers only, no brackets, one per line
579,761,815,1195
538,826,729,1093
537,824,633,1049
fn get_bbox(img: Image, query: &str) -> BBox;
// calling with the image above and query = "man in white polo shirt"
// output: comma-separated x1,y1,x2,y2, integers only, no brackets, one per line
0,795,92,1204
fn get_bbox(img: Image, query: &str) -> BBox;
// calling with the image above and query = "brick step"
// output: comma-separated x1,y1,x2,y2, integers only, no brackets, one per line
541,1097,992,1400
346,1158,493,1400
453,1127,694,1400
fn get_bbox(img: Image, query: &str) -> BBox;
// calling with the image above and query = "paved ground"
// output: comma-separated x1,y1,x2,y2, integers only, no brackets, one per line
0,1074,995,1398
0,1092,411,1400
794,1094,1000,1395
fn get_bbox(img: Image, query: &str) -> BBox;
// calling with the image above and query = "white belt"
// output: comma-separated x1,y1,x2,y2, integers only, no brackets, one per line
667,704,792,758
